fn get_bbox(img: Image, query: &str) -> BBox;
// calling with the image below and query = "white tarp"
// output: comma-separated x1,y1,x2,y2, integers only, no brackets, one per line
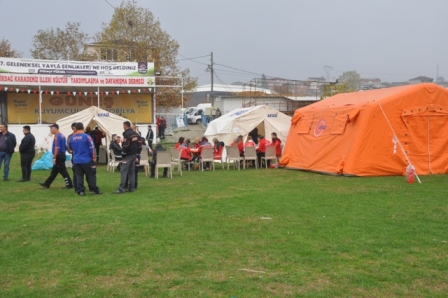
204,105,291,160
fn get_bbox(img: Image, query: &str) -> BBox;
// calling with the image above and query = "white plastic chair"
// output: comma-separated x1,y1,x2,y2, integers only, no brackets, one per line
139,148,150,176
225,146,245,170
155,151,172,179
261,146,277,169
244,146,258,169
109,150,122,173
170,147,183,176
200,147,215,171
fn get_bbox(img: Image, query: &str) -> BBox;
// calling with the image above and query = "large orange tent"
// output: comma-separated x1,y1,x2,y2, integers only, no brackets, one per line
279,83,448,176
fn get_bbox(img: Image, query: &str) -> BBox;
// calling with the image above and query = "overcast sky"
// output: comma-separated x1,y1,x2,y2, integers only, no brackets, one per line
1,0,448,85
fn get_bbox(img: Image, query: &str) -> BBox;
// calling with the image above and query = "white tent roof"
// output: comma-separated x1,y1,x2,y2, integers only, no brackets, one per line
56,106,130,145
204,105,291,160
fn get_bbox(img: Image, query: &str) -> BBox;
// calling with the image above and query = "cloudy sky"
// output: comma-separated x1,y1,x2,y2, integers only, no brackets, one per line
2,0,448,85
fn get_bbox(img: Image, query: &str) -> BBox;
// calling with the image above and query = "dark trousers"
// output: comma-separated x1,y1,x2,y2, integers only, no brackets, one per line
20,152,35,180
44,153,73,187
147,140,153,151
150,162,168,177
125,162,139,190
94,144,100,161
73,162,100,194
118,155,136,192
159,127,165,139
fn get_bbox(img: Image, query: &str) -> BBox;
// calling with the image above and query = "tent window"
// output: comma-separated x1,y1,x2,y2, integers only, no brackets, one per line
330,114,349,135
296,114,314,134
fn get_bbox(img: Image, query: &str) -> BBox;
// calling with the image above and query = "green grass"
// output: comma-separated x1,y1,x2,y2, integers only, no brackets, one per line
1,154,447,297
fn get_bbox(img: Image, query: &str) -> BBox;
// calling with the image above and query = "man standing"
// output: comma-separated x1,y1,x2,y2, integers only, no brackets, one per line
69,122,102,196
145,124,154,150
159,117,167,140
90,126,105,162
114,121,140,194
18,125,36,182
67,122,78,193
0,123,17,181
39,124,73,189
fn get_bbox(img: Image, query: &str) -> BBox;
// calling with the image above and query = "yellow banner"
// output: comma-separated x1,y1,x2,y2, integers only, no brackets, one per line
7,93,153,124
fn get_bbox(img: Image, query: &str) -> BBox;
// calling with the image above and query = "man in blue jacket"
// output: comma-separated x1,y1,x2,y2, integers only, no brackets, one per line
39,123,73,189
0,123,17,181
69,122,102,196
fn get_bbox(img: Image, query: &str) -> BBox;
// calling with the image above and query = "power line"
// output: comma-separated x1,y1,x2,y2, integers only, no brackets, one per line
177,53,210,61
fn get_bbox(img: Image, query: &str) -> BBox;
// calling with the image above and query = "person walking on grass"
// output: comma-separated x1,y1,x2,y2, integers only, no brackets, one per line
69,122,102,196
39,124,73,189
0,123,16,182
18,125,35,182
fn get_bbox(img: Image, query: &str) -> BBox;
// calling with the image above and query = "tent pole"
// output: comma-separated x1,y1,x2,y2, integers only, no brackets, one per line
97,86,100,107
38,85,42,124
378,102,421,183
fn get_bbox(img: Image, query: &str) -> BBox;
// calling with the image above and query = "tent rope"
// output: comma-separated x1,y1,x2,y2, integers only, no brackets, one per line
378,102,421,183
427,116,432,174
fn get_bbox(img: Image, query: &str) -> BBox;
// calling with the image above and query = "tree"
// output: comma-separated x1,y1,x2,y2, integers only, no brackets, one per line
0,38,22,58
337,70,361,92
31,22,94,60
95,0,197,109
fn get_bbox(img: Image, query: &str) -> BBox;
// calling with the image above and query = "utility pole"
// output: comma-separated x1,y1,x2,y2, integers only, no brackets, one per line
210,52,214,106
323,65,333,82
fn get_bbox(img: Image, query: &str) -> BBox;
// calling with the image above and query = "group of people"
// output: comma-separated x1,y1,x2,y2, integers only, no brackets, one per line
230,132,282,168
170,131,282,170
0,121,283,195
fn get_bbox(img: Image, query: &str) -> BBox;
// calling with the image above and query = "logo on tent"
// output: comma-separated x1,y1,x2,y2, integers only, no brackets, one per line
267,113,277,117
98,112,110,117
314,119,326,137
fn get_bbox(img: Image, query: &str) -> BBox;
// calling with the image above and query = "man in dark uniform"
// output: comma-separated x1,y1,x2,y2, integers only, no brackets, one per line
39,124,73,189
114,121,140,194
18,125,36,182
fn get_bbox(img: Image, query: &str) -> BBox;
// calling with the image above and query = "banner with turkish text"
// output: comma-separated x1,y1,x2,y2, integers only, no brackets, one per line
7,93,153,124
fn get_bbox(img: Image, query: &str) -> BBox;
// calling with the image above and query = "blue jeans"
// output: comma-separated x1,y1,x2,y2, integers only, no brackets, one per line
0,151,12,179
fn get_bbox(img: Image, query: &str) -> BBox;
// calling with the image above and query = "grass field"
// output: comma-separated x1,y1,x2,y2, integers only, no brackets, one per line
1,153,447,297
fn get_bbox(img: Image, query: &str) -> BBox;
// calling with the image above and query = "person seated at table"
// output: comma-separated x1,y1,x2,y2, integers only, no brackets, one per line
179,138,194,169
235,135,244,157
200,137,213,170
191,137,202,168
245,135,255,147
256,134,271,167
212,138,224,159
174,137,184,149
271,132,282,159
109,134,122,161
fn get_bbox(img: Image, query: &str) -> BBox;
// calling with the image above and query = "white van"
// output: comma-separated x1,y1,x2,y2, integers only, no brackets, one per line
186,103,212,124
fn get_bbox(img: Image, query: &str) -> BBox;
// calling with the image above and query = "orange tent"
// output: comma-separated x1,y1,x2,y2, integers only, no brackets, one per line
279,83,448,176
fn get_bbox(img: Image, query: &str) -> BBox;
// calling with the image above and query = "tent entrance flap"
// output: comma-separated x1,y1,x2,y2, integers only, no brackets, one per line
403,114,448,174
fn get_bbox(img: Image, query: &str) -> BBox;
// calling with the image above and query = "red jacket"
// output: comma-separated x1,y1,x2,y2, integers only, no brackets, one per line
272,138,282,156
237,141,244,156
179,146,192,161
257,138,270,153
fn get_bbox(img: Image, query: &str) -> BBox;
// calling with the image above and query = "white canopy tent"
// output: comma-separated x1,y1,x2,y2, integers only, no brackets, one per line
56,106,130,147
204,105,292,160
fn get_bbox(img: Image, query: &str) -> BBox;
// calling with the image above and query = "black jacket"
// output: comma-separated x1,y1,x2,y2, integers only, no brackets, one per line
2,131,17,155
19,132,35,155
146,129,154,142
109,141,122,157
122,128,140,156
